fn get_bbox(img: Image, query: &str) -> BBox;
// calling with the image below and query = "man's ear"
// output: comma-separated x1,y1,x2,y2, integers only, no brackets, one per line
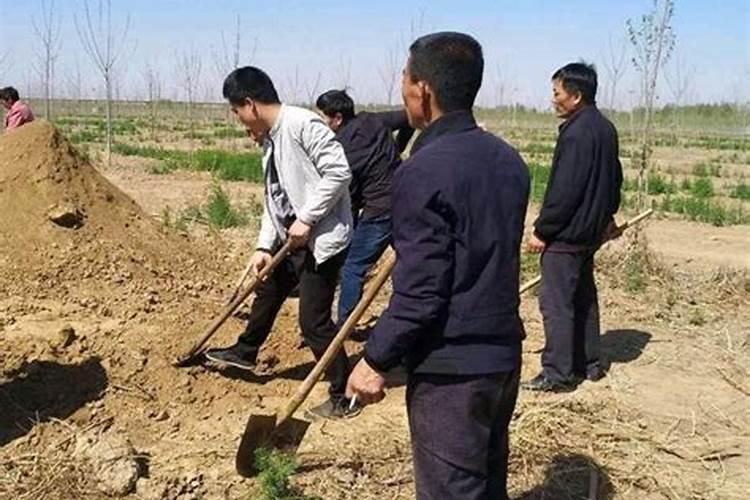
418,81,434,122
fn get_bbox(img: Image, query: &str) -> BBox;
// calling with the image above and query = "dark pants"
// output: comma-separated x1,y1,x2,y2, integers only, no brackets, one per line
539,251,601,382
406,370,520,500
235,249,350,397
337,215,392,326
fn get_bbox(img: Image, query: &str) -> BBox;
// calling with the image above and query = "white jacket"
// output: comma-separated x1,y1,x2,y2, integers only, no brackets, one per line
258,104,353,263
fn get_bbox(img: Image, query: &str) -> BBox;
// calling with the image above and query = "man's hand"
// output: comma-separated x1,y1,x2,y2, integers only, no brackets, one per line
346,358,386,406
250,250,273,275
288,220,312,249
604,220,624,242
527,234,547,254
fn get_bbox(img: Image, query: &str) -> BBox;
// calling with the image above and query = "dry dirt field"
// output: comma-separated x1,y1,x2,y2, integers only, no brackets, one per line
1,115,748,500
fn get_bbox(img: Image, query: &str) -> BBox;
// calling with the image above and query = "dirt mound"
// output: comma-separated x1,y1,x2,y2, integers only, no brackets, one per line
0,121,228,323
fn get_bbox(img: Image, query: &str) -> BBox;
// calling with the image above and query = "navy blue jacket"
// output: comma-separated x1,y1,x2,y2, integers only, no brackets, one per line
534,105,623,249
364,111,530,375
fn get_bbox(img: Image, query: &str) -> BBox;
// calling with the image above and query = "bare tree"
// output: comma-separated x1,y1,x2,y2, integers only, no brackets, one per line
627,0,676,208
176,46,202,143
285,65,302,105
378,45,400,106
65,60,85,114
335,55,352,90
0,50,9,71
600,35,628,111
31,0,62,120
304,71,322,109
142,63,161,140
75,0,132,166
664,51,694,128
213,14,257,79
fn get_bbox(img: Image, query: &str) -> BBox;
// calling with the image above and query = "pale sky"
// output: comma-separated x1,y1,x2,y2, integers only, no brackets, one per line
1,0,747,109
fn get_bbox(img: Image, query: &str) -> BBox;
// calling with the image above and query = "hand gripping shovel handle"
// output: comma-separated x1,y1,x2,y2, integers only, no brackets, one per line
275,249,397,425
518,209,654,295
174,241,293,365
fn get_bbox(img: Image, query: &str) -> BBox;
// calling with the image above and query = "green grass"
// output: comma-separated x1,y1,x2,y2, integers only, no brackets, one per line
692,162,722,178
689,178,714,198
528,162,550,202
252,448,319,500
112,143,263,182
660,195,747,226
520,142,555,155
213,127,247,139
647,172,677,195
204,183,249,228
730,182,750,201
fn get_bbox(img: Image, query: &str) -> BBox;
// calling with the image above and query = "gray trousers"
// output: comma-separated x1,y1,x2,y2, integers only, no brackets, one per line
406,370,520,500
539,251,601,382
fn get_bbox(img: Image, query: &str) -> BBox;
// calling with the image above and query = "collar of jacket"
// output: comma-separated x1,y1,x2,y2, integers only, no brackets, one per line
411,110,478,154
558,104,598,134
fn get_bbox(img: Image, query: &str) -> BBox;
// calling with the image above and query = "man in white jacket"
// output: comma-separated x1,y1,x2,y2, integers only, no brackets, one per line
205,66,359,419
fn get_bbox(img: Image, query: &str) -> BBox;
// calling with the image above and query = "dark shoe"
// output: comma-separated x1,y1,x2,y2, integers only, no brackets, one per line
585,365,607,382
522,373,578,393
305,396,362,420
204,347,256,371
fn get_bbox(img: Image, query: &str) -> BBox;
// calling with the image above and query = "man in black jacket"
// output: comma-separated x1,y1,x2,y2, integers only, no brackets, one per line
525,62,623,392
315,90,413,327
346,32,530,500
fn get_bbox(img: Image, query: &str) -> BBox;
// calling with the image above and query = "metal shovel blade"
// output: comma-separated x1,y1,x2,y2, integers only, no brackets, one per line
235,413,311,477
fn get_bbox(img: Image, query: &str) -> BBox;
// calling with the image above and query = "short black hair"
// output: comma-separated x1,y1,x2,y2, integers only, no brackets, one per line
407,31,484,113
0,86,20,103
552,62,598,105
222,66,280,106
316,90,355,121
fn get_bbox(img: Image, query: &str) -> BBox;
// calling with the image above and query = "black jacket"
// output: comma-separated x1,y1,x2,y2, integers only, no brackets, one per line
364,111,530,375
534,106,623,248
336,110,414,220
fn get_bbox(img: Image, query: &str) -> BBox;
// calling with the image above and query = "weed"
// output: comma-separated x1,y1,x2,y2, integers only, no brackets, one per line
690,178,714,198
252,448,318,500
204,183,248,229
730,182,750,200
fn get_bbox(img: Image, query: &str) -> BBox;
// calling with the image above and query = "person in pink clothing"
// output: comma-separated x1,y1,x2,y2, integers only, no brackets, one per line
1,87,35,131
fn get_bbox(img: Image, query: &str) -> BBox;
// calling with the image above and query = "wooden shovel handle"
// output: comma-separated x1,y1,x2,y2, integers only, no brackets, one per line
518,208,654,294
178,241,293,362
276,248,397,424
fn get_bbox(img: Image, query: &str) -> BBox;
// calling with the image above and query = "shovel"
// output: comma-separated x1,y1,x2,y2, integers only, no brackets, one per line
235,248,397,476
520,208,654,293
173,241,293,367
234,209,655,475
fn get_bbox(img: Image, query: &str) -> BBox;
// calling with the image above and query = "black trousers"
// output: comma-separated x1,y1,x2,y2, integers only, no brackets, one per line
235,249,350,397
406,370,520,500
539,251,601,382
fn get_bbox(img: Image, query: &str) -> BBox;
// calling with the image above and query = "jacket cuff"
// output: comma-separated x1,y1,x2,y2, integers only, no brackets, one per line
364,345,399,373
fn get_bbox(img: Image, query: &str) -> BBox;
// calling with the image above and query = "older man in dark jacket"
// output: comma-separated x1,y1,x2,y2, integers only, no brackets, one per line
525,62,623,392
346,32,530,500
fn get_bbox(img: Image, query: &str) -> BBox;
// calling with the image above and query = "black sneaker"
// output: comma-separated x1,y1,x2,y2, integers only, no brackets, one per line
522,373,579,393
305,396,362,420
204,347,256,371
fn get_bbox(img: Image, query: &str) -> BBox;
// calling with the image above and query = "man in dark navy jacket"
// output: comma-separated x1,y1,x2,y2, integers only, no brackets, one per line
525,62,623,392
346,32,530,500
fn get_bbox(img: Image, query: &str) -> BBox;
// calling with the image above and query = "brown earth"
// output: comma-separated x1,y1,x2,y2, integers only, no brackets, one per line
0,122,748,499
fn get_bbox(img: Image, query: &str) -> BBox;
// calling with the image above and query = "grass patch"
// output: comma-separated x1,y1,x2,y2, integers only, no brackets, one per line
214,127,247,139
647,172,677,195
252,448,318,500
520,142,555,155
112,143,263,182
204,182,249,228
528,162,550,203
692,162,722,178
660,195,747,226
689,177,714,198
730,182,750,200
